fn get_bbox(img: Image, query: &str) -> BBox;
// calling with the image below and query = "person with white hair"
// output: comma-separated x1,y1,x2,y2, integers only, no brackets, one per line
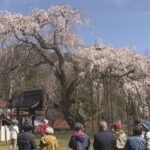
9,119,19,150
93,120,114,150
40,127,58,150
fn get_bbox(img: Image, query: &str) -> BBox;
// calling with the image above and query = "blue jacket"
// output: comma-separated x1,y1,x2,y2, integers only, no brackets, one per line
69,130,90,150
124,136,146,150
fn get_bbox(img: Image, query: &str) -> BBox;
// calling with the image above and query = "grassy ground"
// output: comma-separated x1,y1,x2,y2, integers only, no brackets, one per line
0,130,94,150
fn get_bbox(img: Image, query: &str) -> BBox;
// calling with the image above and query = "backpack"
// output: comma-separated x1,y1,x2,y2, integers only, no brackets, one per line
114,131,127,149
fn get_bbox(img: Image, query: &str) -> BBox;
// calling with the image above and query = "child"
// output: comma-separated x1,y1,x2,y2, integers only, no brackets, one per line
40,127,58,150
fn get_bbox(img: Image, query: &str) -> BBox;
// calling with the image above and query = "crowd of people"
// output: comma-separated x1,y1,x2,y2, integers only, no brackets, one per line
69,119,150,150
68,119,150,150
9,118,58,150
8,118,150,150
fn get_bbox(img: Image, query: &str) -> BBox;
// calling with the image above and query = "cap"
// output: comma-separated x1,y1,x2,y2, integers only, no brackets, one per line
12,119,18,124
113,122,122,130
141,121,150,131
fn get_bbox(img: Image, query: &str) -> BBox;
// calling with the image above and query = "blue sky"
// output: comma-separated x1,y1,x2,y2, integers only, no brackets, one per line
0,0,150,54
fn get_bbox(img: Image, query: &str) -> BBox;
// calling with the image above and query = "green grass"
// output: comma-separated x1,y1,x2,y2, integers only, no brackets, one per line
0,141,11,149
0,131,94,150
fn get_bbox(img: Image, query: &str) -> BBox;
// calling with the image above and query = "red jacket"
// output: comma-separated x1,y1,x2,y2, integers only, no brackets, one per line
39,124,49,136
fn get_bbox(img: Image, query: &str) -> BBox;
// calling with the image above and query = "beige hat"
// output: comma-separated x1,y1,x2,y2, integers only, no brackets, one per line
45,127,54,134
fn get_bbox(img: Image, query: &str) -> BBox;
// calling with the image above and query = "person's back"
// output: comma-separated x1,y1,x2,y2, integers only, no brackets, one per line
69,130,90,150
40,127,58,150
93,120,113,150
124,125,146,150
112,122,127,150
94,131,114,150
125,136,145,150
10,124,19,139
41,135,58,150
18,124,36,150
69,122,90,150
9,119,19,150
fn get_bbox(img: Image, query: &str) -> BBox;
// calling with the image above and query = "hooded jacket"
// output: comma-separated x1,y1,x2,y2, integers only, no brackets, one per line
40,135,58,150
69,130,90,150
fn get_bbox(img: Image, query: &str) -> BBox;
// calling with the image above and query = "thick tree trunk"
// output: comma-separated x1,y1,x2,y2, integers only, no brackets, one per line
60,87,86,129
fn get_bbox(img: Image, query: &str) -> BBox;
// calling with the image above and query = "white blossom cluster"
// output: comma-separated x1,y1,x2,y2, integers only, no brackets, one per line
0,5,86,51
77,44,150,117
0,5,150,118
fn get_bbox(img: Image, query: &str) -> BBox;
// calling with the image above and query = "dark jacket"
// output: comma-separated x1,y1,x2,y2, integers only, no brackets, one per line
124,136,146,150
69,130,90,150
18,131,36,150
93,131,114,150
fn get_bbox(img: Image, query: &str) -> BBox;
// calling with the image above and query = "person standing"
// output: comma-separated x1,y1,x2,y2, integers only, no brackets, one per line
18,124,36,150
93,120,114,150
124,125,146,150
39,119,50,136
69,122,90,150
112,122,127,150
141,121,150,150
40,127,58,150
9,119,19,150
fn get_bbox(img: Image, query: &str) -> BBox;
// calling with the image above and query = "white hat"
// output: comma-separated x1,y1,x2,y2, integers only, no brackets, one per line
45,127,54,134
44,119,48,124
12,119,18,124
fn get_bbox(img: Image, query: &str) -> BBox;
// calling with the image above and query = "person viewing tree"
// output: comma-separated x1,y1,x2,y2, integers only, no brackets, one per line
124,125,146,150
18,124,36,150
9,119,19,150
69,122,90,150
40,127,58,150
93,120,113,150
112,122,127,150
